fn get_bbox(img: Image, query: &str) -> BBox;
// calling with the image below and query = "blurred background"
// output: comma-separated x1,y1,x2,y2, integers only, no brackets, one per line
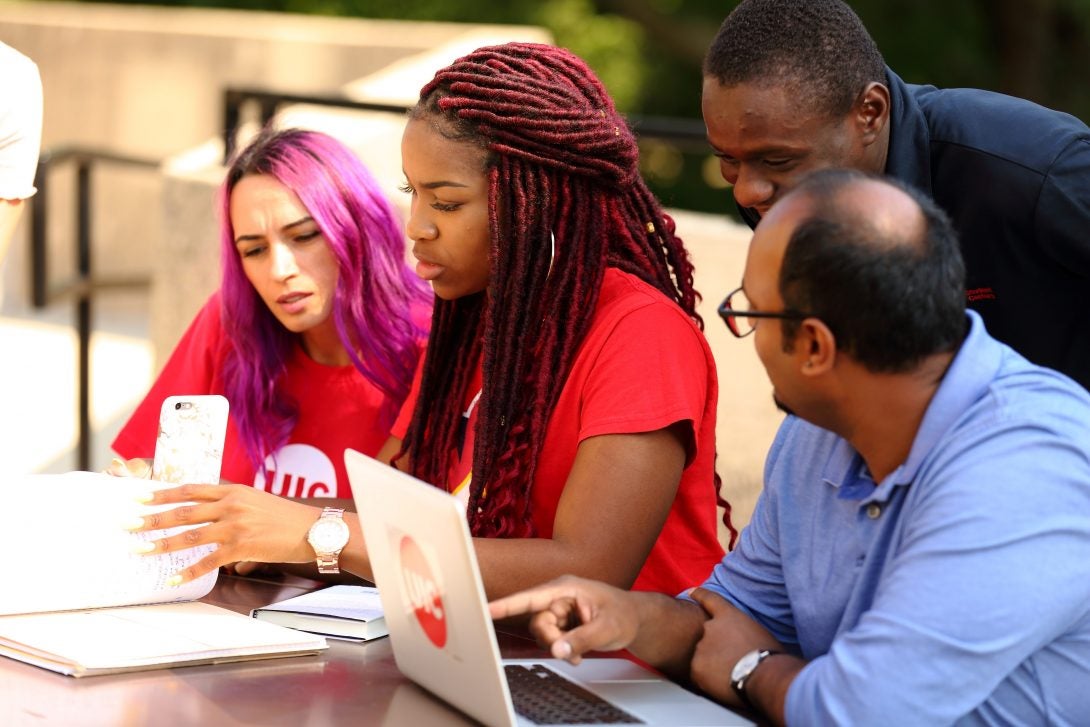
1,0,1086,534
68,0,1090,215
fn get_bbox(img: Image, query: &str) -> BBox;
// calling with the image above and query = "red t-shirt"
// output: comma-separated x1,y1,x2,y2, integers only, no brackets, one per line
113,292,426,498
393,268,725,594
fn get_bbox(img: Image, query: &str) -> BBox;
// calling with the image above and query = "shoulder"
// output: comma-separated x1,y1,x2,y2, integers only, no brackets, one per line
763,415,844,487
915,354,1090,519
962,351,1090,446
190,291,226,336
0,42,41,126
168,292,230,362
0,42,39,87
909,81,1090,173
590,268,705,342
575,270,713,381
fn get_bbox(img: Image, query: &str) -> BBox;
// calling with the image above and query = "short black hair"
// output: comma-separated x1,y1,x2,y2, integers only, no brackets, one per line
778,169,967,373
704,0,886,118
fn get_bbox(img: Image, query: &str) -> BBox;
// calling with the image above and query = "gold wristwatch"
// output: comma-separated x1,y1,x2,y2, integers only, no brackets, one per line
306,507,350,574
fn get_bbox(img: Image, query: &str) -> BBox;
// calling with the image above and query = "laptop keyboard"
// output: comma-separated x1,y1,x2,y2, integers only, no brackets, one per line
504,664,644,724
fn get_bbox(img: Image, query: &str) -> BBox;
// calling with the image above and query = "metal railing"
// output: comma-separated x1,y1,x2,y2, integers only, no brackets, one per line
221,87,709,163
30,147,158,470
222,88,411,163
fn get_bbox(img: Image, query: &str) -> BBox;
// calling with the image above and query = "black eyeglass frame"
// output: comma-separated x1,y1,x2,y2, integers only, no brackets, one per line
717,286,813,339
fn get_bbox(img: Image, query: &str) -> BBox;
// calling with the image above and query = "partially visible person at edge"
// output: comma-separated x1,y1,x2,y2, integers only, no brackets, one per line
0,41,43,261
702,0,1090,389
124,43,734,600
491,170,1090,726
111,128,431,503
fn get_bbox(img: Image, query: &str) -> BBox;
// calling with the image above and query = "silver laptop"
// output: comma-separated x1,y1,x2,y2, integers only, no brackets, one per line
346,448,752,727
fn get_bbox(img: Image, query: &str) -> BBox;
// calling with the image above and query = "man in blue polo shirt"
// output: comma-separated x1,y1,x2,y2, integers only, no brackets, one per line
491,170,1090,725
699,0,1090,390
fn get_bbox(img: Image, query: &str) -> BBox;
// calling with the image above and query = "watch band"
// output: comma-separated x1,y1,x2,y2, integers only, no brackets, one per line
316,552,340,574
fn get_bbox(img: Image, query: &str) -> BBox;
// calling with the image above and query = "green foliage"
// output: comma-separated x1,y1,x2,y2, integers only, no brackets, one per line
533,0,646,111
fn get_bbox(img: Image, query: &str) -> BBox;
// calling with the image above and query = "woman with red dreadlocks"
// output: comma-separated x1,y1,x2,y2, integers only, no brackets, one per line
129,43,734,599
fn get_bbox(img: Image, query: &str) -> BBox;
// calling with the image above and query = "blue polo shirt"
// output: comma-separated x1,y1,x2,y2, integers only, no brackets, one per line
701,312,1090,725
737,69,1090,390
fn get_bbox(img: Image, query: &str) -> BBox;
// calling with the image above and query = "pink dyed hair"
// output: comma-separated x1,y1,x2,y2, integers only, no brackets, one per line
218,127,429,471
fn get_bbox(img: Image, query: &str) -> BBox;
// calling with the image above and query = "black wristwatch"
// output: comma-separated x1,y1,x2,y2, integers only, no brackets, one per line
730,648,782,707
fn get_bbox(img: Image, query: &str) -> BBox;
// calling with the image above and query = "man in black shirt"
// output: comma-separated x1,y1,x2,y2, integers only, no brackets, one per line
703,0,1090,390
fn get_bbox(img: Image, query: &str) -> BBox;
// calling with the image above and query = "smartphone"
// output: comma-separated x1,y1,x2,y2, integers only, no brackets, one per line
151,395,230,484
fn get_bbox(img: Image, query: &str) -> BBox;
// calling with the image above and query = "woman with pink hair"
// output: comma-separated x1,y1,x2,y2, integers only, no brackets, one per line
113,127,430,499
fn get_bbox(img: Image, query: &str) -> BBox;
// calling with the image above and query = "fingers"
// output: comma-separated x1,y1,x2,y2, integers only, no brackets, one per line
525,597,581,656
536,611,632,664
489,581,583,620
142,520,227,556
167,551,225,585
106,457,151,478
689,586,731,617
148,483,226,504
127,500,221,533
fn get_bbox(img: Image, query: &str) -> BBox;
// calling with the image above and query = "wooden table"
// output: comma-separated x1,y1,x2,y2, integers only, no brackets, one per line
0,573,546,726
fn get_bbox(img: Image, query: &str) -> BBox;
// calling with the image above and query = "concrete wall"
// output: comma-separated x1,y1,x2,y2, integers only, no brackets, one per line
0,2,548,315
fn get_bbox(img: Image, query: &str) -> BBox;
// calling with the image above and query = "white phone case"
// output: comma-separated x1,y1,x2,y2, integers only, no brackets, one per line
151,395,230,484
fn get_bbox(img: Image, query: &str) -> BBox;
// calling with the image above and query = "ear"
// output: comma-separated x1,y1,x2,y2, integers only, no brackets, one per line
854,82,890,146
798,318,837,377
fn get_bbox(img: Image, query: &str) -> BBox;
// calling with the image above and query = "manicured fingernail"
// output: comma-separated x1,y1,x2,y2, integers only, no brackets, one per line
134,491,154,504
122,517,145,531
110,457,125,470
166,574,183,587
553,640,572,659
131,541,156,554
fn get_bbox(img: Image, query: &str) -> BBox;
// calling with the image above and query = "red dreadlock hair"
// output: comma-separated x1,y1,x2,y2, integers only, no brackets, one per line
401,42,737,547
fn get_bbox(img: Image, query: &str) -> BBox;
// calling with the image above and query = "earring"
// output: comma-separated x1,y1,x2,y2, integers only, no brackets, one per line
547,231,556,278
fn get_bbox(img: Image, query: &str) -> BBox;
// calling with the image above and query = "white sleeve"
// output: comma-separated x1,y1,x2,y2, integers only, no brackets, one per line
0,42,44,200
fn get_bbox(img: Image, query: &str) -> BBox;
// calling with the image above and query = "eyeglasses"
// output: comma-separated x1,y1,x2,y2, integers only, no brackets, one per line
717,286,811,338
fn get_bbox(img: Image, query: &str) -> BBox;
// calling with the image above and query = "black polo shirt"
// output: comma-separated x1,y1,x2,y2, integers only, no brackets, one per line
738,68,1090,390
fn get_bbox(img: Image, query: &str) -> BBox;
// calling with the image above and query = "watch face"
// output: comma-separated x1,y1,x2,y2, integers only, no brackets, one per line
308,516,349,551
732,649,762,682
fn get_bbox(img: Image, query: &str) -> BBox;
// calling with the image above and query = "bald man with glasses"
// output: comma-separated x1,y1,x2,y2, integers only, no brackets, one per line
492,170,1090,726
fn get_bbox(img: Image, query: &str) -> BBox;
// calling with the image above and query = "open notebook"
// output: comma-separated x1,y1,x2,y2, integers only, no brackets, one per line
0,472,326,676
346,449,751,726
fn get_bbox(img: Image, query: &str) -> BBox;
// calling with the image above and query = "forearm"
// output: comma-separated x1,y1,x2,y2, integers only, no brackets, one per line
292,497,355,512
474,536,646,600
625,592,708,680
327,511,373,582
0,200,25,261
745,653,806,726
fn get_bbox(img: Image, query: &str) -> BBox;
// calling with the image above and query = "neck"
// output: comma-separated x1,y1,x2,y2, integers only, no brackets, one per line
836,352,953,483
301,318,351,367
870,120,891,175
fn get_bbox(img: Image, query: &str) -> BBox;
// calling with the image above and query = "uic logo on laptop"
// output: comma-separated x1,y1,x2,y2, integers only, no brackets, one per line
400,535,447,648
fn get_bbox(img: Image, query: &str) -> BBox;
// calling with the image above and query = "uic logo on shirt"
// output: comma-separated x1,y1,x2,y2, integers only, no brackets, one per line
400,535,447,648
255,443,335,497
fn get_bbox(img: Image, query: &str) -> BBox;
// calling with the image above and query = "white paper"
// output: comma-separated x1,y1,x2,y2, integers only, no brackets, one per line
0,471,216,615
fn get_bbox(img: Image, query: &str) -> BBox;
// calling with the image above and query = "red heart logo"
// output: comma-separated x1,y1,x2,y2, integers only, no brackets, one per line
400,535,447,648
